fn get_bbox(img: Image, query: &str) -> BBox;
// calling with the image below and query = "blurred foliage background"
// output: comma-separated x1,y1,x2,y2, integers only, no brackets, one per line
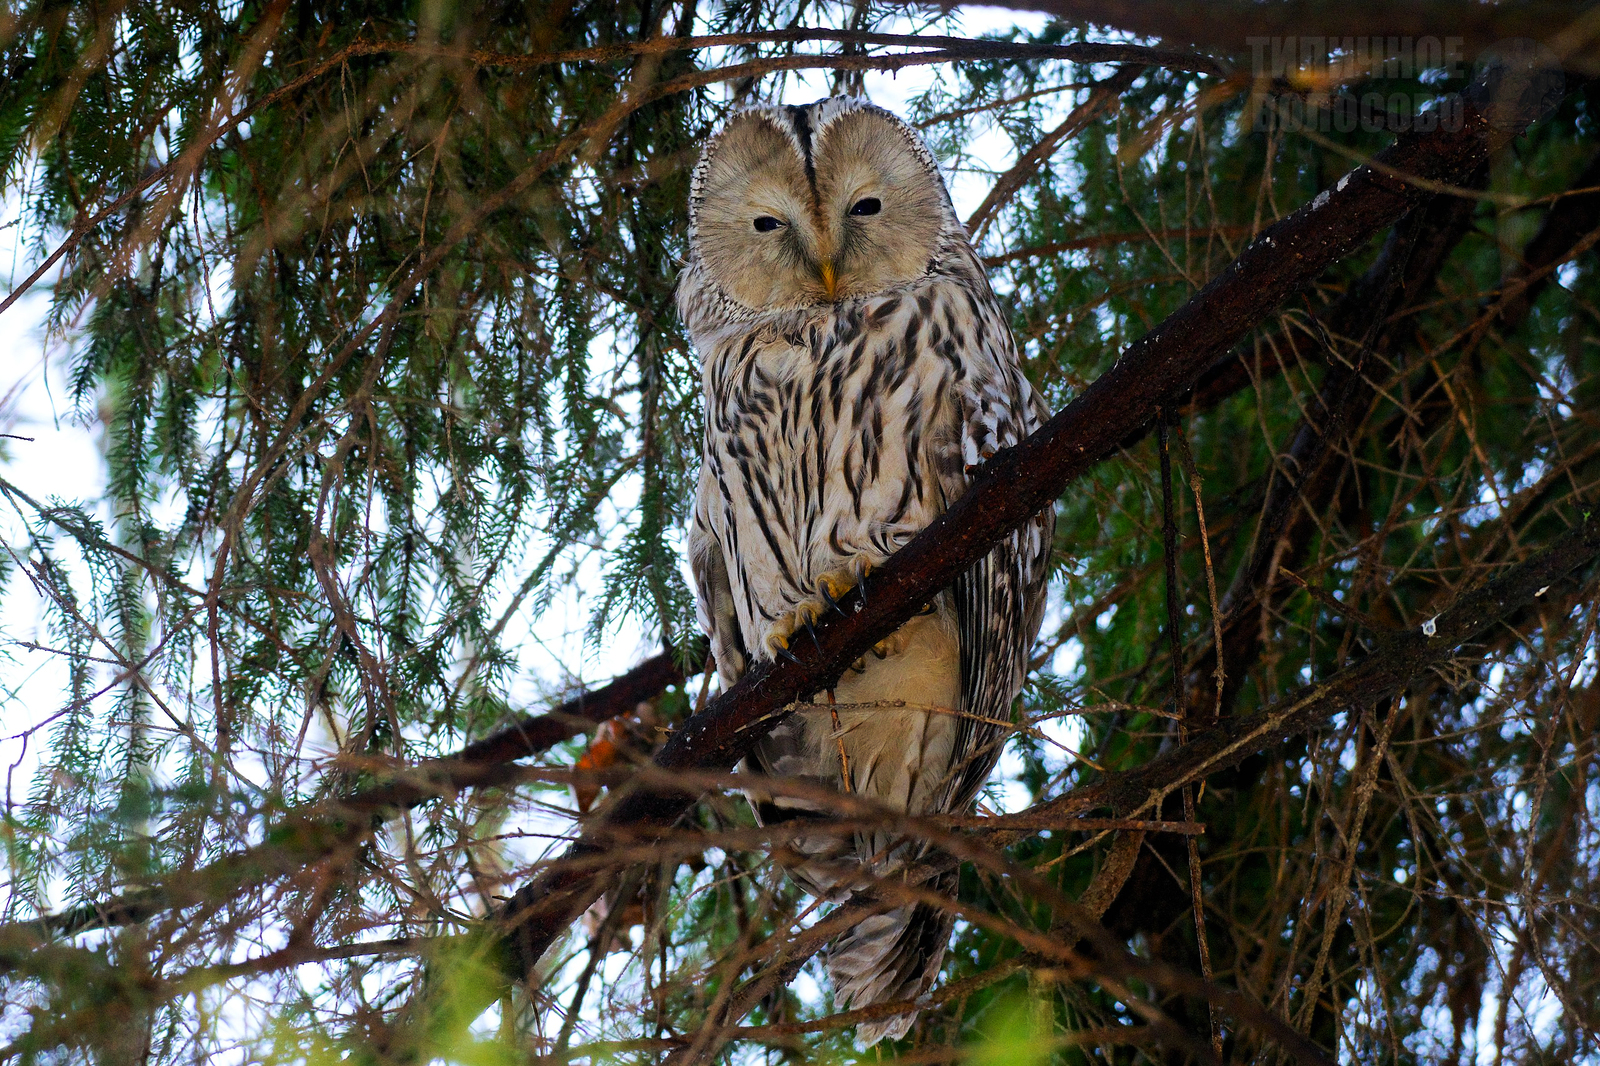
0,1,1597,1062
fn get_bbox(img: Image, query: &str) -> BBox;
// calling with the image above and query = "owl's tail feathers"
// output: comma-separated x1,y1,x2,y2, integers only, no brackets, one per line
828,891,956,1047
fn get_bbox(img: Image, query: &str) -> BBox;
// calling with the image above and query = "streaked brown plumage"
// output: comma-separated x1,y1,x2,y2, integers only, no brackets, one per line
680,96,1054,1045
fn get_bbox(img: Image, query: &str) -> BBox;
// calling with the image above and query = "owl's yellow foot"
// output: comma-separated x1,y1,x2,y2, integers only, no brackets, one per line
871,628,911,660
765,608,819,665
851,598,937,670
766,632,802,664
763,560,874,663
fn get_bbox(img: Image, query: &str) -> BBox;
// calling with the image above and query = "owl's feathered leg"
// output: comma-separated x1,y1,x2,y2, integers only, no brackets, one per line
828,867,959,1047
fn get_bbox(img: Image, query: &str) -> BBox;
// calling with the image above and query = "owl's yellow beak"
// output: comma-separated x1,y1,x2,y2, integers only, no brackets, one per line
818,260,837,301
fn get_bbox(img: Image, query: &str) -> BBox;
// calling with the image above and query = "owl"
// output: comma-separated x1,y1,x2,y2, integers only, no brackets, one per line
679,97,1054,1045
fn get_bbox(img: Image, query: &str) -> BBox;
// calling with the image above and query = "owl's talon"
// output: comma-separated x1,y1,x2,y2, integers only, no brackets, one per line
801,620,823,654
761,561,878,662
766,631,804,664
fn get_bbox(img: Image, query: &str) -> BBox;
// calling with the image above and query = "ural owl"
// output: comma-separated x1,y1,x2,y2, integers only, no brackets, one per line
679,97,1054,1044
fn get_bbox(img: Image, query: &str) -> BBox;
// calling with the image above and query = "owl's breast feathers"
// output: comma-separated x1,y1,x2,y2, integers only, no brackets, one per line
690,245,1036,637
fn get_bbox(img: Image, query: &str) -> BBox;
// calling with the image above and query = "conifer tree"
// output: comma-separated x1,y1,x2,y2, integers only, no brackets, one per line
1,2,1597,1062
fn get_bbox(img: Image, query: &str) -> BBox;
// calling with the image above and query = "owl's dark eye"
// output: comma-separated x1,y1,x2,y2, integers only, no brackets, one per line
849,197,881,216
753,216,783,232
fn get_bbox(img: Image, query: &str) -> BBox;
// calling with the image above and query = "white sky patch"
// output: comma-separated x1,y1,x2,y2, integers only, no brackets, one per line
1,205,97,867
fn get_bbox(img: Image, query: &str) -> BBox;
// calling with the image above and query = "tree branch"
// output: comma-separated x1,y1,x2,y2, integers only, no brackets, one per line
976,0,1600,75
1032,515,1600,825
966,64,1143,236
1189,145,1600,419
0,642,700,957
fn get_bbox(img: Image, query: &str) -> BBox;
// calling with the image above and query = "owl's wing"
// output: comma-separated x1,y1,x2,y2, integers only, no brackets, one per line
937,335,1055,813
695,430,850,889
693,440,828,821
690,468,748,689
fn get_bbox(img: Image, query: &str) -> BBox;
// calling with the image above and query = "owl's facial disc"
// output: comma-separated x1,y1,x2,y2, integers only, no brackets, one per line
691,105,950,309
812,109,948,301
692,113,833,309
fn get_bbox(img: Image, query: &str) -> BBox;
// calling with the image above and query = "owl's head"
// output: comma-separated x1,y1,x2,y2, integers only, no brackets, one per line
687,97,957,311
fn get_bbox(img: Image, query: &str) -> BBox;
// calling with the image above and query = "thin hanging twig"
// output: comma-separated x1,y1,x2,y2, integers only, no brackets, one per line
1161,410,1223,1057
1174,423,1226,718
